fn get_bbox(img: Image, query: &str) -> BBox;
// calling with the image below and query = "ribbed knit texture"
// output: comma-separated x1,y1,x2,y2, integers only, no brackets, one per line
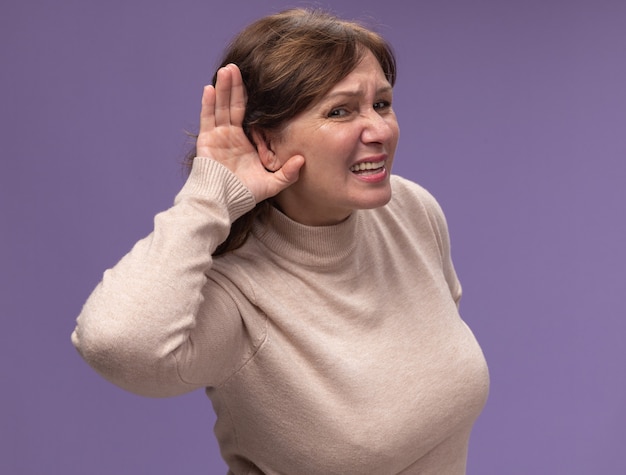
72,157,489,474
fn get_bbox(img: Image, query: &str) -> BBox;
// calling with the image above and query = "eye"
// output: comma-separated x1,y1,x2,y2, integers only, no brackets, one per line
328,107,349,118
373,100,391,111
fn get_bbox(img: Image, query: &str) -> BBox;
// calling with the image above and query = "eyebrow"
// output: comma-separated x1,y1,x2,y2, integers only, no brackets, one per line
324,85,393,101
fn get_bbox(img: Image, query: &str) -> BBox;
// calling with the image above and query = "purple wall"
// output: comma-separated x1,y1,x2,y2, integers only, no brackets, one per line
2,0,625,473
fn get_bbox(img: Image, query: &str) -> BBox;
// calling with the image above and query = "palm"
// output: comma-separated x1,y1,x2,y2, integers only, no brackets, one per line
197,64,303,202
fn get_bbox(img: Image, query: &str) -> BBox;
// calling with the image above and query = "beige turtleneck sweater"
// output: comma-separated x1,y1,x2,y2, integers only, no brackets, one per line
72,157,489,474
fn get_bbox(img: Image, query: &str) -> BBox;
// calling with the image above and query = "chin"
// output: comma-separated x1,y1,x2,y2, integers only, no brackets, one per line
355,188,392,210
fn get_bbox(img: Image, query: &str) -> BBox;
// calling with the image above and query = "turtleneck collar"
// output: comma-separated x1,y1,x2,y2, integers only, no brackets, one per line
252,206,359,268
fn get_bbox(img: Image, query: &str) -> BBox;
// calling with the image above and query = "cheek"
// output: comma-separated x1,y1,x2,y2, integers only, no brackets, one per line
387,125,400,158
274,127,320,163
389,116,400,140
300,137,344,168
277,123,359,169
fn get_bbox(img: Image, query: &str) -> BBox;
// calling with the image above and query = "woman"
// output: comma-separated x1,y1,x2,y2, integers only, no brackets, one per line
72,8,489,474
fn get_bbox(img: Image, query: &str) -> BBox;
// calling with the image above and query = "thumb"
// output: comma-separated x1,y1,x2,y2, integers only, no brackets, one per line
275,155,305,185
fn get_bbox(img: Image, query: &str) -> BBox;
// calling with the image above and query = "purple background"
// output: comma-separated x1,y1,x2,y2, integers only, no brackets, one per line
2,0,625,473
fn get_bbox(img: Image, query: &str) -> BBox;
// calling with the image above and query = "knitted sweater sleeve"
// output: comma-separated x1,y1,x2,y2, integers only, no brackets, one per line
71,157,257,397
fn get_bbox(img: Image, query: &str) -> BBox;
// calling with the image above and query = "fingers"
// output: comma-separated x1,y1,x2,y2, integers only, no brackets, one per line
197,64,247,158
213,67,232,126
199,85,216,134
213,64,246,127
228,64,246,126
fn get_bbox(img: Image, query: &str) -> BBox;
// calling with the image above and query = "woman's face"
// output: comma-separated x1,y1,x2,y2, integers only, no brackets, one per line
270,50,400,226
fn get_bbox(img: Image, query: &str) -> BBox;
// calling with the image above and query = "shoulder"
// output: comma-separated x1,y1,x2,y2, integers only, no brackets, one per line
383,175,453,256
389,175,446,222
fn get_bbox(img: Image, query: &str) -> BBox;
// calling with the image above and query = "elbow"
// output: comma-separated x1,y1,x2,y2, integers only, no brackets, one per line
71,313,189,398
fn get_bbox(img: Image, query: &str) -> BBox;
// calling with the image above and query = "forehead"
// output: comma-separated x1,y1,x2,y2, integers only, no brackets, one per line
325,51,390,96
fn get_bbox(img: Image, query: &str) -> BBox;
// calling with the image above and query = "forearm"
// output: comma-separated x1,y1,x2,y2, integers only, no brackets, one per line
71,157,256,397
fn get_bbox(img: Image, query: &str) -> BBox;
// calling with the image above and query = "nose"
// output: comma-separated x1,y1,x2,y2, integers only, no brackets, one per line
360,109,396,144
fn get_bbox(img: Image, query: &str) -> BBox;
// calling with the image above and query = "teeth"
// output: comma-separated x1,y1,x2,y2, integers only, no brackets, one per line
350,160,385,172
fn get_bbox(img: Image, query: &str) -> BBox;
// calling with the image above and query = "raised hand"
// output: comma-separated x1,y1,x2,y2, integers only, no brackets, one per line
197,64,304,202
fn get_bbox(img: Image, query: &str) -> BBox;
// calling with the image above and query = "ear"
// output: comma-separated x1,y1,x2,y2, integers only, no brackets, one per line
251,128,281,172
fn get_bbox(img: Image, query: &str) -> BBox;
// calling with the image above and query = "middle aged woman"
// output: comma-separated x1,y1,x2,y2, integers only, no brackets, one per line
72,8,489,474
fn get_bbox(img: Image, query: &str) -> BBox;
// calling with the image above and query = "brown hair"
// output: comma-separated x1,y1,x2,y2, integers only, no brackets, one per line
186,8,397,255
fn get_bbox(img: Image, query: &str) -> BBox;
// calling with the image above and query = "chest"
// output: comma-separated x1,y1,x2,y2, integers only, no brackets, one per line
212,256,488,474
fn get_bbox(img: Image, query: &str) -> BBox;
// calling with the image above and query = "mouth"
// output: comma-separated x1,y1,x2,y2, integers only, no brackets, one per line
349,160,386,175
